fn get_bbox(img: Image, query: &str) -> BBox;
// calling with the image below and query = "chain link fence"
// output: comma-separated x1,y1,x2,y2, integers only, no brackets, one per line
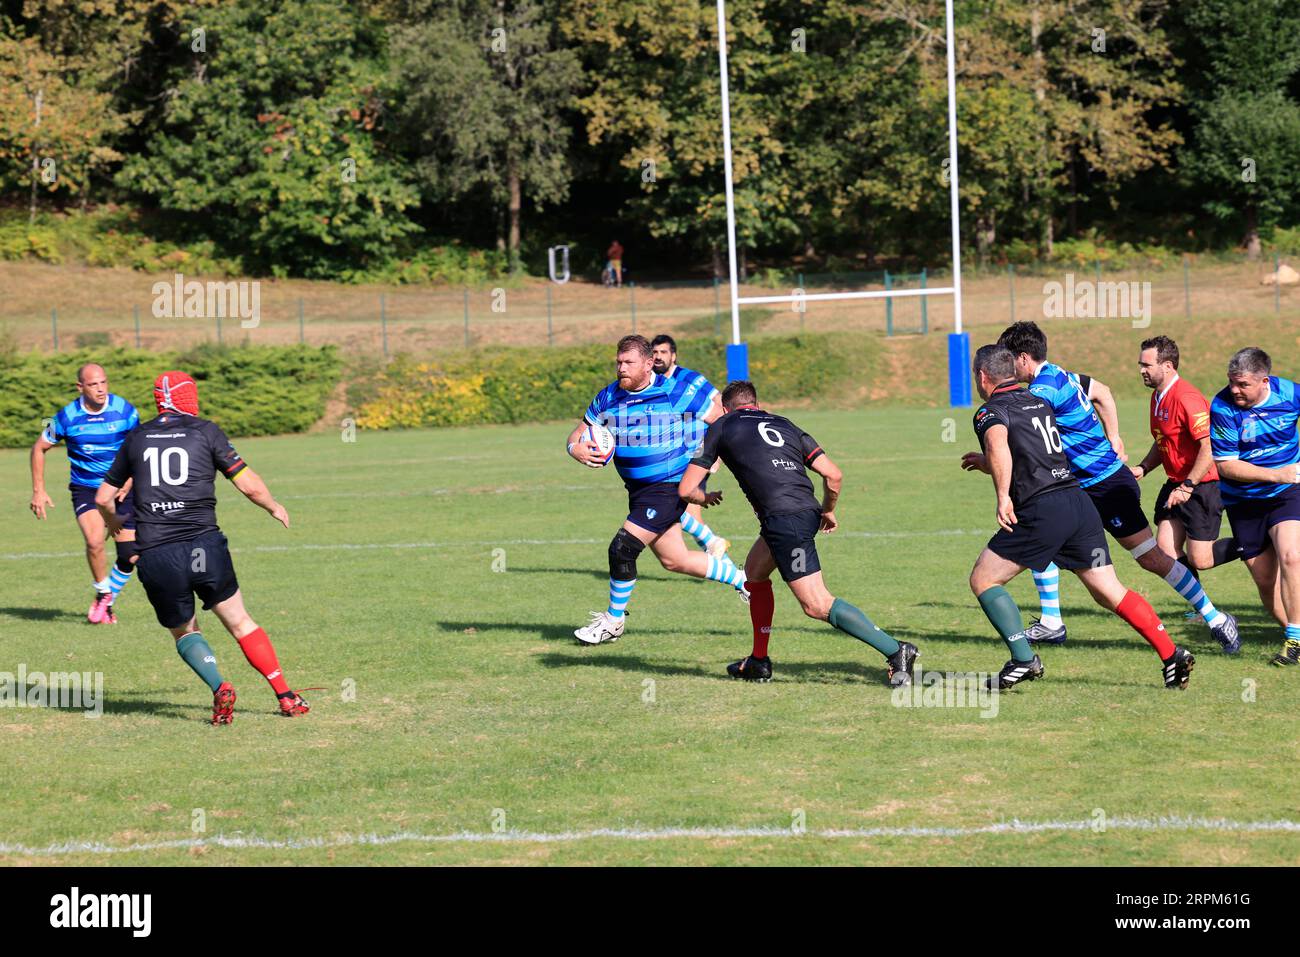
1,254,1295,356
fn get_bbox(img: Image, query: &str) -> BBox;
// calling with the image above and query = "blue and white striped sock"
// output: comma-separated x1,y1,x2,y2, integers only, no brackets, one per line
1164,561,1224,627
607,578,636,618
706,555,746,590
680,512,716,549
1032,564,1062,629
1285,623,1300,643
108,564,134,597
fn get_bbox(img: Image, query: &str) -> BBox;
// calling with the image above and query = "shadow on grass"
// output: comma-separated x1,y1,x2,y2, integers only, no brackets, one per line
0,606,86,623
103,689,301,721
505,567,701,583
437,619,738,642
100,703,201,720
504,567,611,581
533,649,1161,689
535,651,888,684
0,681,203,720
910,598,1283,646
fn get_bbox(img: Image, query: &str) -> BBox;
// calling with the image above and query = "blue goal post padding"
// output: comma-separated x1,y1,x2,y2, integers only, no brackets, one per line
948,332,972,407
726,342,749,383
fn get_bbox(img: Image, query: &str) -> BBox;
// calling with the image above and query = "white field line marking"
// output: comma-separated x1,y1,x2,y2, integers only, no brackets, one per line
0,529,987,561
277,484,607,500
3,816,1297,857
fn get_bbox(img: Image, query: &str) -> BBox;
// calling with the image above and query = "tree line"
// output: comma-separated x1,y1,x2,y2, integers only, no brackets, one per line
1,0,1298,280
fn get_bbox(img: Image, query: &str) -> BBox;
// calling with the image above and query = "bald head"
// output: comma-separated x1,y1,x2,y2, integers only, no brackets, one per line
75,364,109,410
77,363,104,384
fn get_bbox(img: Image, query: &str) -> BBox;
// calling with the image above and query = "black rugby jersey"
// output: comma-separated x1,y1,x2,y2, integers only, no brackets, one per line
692,407,824,519
104,413,248,549
973,382,1077,507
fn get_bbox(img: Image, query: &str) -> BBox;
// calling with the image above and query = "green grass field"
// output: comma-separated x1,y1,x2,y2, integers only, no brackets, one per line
1,402,1298,866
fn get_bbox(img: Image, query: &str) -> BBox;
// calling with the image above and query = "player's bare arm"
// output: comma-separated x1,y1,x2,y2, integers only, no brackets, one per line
29,435,55,519
1167,437,1216,507
1130,441,1162,480
232,468,291,528
982,423,1017,531
1087,377,1126,461
1215,457,1300,486
565,420,602,466
1183,436,1215,484
677,463,722,507
810,453,842,532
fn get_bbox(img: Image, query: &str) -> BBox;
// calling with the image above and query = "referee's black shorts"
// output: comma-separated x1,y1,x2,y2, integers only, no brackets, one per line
1153,479,1224,542
986,486,1111,573
137,530,240,629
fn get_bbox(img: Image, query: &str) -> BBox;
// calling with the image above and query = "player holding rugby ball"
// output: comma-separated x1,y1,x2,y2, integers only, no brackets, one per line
564,335,747,646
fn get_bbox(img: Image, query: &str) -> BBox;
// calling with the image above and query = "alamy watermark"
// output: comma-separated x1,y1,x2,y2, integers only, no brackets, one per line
151,273,261,328
50,887,150,937
1,665,103,718
1042,273,1151,328
891,669,999,718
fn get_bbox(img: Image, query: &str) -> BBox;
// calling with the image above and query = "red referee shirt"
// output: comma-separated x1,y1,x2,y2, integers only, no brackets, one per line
1149,374,1218,484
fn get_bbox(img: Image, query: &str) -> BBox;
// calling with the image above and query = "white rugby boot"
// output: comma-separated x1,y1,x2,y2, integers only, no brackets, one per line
574,611,625,645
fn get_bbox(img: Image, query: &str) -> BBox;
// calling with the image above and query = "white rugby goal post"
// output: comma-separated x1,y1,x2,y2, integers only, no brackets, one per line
714,0,971,405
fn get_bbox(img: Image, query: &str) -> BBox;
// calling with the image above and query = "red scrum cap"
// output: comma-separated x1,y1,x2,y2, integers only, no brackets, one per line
154,370,199,416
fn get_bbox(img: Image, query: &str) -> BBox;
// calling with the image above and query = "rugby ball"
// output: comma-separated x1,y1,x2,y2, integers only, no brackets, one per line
582,423,616,468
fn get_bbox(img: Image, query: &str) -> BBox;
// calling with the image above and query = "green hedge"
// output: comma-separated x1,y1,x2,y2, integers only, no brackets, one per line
0,344,342,448
353,333,873,430
0,208,512,285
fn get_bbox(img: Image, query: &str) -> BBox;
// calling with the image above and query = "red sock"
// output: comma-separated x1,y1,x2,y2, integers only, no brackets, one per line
1115,590,1175,660
236,627,291,695
748,580,775,658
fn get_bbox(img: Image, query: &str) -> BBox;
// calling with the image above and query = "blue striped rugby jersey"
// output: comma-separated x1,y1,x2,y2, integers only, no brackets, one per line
585,372,715,487
1027,362,1122,488
662,364,719,456
1210,376,1300,505
42,394,139,488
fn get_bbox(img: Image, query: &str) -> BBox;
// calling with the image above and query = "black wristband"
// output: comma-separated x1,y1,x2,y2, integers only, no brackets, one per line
1180,479,1195,490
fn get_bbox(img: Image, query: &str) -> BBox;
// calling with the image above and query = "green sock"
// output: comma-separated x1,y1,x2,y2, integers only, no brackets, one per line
977,586,1034,662
827,598,901,658
176,632,225,692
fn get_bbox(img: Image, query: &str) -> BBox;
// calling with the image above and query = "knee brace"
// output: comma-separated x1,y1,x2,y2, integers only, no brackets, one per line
114,539,138,570
608,529,646,581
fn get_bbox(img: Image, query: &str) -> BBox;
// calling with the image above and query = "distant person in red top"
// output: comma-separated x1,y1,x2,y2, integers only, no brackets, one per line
605,240,624,287
1131,335,1242,584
